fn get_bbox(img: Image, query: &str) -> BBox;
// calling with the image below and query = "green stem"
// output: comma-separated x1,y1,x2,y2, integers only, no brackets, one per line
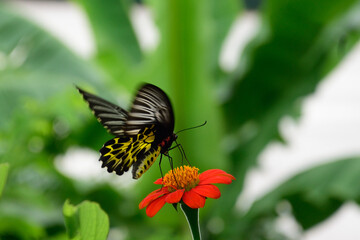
180,203,201,240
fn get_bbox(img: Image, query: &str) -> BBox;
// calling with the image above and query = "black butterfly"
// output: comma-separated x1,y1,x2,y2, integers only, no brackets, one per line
77,83,178,179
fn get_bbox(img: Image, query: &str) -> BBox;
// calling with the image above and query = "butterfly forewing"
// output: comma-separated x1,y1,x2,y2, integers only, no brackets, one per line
77,86,128,136
125,84,175,137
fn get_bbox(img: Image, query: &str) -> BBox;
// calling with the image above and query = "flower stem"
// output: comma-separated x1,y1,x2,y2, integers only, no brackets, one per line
180,203,201,240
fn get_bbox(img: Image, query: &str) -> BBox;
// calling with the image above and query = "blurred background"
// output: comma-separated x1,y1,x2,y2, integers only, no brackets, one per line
1,0,360,239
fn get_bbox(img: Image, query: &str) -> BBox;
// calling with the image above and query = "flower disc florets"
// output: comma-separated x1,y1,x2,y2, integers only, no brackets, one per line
163,166,200,191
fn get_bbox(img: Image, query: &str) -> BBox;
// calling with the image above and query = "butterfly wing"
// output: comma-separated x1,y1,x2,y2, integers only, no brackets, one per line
125,84,175,137
77,86,128,136
78,84,175,179
131,145,161,179
99,125,161,179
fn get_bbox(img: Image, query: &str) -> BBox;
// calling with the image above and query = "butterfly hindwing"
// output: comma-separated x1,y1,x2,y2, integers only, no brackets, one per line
77,86,128,136
100,136,139,175
132,146,161,179
99,125,161,179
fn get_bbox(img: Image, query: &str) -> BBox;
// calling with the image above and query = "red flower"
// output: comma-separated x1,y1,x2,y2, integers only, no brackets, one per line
139,166,235,217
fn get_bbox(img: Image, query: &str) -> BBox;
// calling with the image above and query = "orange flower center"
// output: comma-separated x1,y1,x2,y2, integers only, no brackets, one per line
163,166,200,192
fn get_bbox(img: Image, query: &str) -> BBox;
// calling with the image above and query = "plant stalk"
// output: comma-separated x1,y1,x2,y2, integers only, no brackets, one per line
180,203,201,240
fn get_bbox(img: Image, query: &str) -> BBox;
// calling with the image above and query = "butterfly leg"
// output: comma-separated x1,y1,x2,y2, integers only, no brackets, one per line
158,153,164,180
179,144,191,166
167,143,183,164
173,140,191,166
157,154,165,191
164,153,180,187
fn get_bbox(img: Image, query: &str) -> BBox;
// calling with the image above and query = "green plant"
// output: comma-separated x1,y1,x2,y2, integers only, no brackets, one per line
1,0,360,239
63,200,109,240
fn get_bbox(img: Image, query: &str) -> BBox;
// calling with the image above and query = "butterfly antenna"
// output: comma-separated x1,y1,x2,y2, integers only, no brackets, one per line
175,121,207,135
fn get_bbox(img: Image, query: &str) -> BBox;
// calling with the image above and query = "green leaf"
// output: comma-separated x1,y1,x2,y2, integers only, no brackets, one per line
0,163,9,198
63,200,79,240
218,0,360,217
208,0,242,75
243,157,360,231
0,7,101,83
74,0,142,80
0,6,103,131
63,200,109,240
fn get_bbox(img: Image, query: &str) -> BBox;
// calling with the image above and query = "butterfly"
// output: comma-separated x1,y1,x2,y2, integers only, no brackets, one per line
77,83,178,179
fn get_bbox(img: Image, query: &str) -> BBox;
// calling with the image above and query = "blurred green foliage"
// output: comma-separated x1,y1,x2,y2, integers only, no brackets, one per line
244,157,360,230
0,0,360,239
0,163,9,198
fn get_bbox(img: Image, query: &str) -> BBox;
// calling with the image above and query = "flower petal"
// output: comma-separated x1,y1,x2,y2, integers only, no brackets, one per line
199,169,228,179
199,175,234,185
165,189,185,203
182,190,206,208
146,195,167,217
139,188,168,209
154,178,163,185
192,184,221,199
199,169,235,183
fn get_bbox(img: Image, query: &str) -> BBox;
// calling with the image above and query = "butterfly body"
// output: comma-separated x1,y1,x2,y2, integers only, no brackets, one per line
159,134,177,154
77,84,176,179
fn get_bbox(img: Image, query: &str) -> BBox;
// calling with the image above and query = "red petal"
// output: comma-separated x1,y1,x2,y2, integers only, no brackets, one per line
182,190,206,208
146,195,167,217
199,169,235,182
192,185,221,199
154,178,163,185
199,175,234,185
139,188,168,209
165,189,185,203
200,169,228,179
